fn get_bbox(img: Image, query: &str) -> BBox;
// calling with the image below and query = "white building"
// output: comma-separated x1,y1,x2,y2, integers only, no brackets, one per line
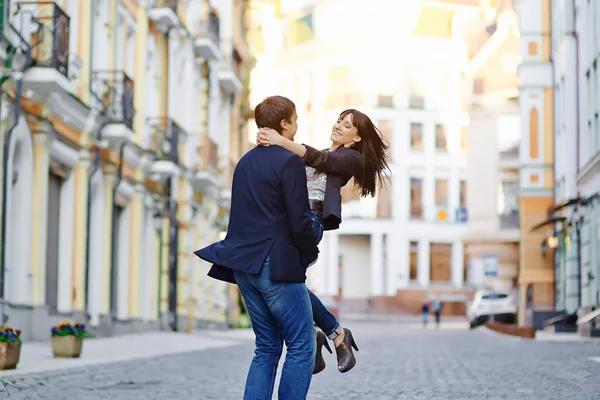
461,2,521,294
249,0,479,314
548,0,600,324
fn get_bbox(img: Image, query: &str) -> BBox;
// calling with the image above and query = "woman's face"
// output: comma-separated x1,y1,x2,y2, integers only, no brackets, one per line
330,113,361,147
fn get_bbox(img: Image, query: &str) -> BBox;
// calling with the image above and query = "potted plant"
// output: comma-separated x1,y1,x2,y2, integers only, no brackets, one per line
51,319,86,358
0,326,22,370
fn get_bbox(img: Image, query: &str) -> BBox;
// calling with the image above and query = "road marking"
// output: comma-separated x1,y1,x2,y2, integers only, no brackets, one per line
589,357,600,363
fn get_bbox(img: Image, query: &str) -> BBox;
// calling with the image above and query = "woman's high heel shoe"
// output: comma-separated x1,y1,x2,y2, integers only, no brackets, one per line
313,331,332,375
335,328,359,373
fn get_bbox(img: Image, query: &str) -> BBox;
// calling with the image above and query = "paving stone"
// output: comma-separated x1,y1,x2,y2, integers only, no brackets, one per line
0,322,599,399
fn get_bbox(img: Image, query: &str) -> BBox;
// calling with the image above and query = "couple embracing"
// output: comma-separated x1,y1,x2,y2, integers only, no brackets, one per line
195,95,389,399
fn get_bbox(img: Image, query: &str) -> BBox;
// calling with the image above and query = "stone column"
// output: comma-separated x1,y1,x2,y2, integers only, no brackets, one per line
127,183,145,318
451,240,464,288
370,233,384,296
385,232,403,295
71,151,92,311
418,240,430,288
30,125,52,305
101,164,117,315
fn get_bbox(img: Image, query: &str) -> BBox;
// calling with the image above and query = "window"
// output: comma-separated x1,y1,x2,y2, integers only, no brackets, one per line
409,241,418,281
409,94,424,109
459,180,466,208
430,243,451,282
378,94,394,108
410,123,423,150
473,78,485,94
410,178,423,218
460,127,468,152
378,120,393,160
435,125,447,151
435,179,448,208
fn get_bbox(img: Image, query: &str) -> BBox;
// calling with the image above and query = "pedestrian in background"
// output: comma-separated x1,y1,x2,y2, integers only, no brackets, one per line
432,299,443,328
421,303,429,328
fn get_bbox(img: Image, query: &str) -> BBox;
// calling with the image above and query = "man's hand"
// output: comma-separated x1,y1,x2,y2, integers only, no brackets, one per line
256,127,283,147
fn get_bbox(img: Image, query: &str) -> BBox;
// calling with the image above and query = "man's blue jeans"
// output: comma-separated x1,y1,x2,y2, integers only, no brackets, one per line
234,257,316,400
308,210,342,339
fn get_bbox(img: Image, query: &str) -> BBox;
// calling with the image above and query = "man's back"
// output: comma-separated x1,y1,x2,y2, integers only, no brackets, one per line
196,145,318,283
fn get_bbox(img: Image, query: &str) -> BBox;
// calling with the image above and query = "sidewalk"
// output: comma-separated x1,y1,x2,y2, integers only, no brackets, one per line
341,313,467,324
1,330,254,377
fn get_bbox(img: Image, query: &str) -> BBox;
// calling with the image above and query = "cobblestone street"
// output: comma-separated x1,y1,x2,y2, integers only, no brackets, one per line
1,321,599,399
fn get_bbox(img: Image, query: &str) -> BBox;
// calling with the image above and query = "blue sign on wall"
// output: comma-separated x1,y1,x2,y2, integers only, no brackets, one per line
456,207,468,223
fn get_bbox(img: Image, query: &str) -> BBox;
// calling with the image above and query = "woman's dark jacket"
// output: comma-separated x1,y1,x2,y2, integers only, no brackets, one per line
302,144,364,231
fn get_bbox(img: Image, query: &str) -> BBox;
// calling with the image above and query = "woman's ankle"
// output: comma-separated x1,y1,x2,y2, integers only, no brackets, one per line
333,330,345,348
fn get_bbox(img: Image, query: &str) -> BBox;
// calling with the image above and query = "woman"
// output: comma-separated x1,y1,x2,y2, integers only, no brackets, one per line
256,108,390,374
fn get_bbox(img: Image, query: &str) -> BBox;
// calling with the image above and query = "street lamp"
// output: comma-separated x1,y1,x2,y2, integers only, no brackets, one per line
153,210,164,232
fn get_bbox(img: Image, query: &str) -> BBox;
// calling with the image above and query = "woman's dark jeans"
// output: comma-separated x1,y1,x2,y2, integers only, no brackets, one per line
308,209,341,339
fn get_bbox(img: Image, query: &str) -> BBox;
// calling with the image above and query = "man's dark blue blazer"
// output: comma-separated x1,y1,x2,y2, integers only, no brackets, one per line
194,145,319,284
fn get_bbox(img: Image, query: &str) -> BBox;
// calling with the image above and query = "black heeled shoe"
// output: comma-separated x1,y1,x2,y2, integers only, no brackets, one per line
313,331,332,375
335,328,358,373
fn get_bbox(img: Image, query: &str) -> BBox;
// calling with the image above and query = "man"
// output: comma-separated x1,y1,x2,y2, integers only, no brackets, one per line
195,96,318,400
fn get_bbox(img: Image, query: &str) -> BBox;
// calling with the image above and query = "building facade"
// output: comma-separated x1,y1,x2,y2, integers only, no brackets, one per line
461,1,521,296
514,0,556,325
0,0,250,341
248,0,486,315
529,0,600,333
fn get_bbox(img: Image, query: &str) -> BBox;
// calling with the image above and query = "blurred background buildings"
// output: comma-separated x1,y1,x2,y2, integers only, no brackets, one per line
0,0,597,340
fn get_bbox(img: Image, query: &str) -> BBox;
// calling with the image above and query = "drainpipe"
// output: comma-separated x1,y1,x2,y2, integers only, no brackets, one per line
0,23,32,300
83,2,101,312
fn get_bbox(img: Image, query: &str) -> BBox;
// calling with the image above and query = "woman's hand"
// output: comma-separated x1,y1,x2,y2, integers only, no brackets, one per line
256,128,283,147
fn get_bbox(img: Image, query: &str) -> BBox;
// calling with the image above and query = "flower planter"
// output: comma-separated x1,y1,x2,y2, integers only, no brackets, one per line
0,342,21,370
51,336,83,358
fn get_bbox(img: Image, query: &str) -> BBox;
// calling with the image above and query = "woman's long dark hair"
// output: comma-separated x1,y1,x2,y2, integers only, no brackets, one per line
339,109,390,198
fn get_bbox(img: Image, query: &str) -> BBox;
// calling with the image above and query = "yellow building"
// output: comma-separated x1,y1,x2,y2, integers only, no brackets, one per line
516,0,555,325
0,0,251,341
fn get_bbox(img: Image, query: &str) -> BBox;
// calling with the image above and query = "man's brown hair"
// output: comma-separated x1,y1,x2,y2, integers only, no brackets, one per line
254,96,296,133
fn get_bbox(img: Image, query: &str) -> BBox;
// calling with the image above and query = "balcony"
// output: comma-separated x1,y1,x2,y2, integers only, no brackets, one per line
218,49,243,93
147,117,187,164
148,0,179,32
15,2,91,129
194,10,220,61
191,135,221,193
498,145,519,171
92,70,135,147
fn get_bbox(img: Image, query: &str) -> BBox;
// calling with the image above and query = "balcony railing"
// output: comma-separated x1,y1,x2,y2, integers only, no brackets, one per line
200,135,219,171
499,145,519,160
154,0,177,13
15,1,70,77
91,70,134,130
147,117,186,164
198,10,220,45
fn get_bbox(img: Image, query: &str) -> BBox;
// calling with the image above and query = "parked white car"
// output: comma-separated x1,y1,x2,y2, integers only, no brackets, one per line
466,290,517,328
